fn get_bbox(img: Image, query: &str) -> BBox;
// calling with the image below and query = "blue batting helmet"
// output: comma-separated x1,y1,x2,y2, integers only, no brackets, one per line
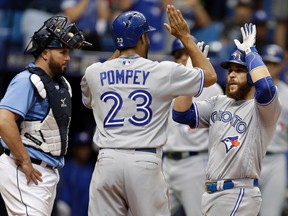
261,44,284,63
171,35,198,55
111,11,156,50
220,49,246,69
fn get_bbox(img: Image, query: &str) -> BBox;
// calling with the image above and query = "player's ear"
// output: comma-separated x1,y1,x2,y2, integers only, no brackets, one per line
140,33,148,46
40,49,49,61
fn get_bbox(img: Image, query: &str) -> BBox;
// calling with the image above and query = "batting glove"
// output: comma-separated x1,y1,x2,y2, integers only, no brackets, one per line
186,41,209,68
197,41,209,58
234,23,256,54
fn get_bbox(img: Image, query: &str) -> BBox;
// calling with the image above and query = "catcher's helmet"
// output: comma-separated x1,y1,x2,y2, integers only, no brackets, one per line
25,15,91,58
171,36,197,55
220,49,246,69
111,11,155,50
261,44,284,63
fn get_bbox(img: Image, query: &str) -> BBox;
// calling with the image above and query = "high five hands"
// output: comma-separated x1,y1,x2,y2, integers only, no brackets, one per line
164,4,190,40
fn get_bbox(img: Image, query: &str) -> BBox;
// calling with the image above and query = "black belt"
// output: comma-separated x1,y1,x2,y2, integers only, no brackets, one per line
135,148,157,153
164,151,199,160
3,148,56,169
265,152,280,155
206,179,259,193
100,148,157,153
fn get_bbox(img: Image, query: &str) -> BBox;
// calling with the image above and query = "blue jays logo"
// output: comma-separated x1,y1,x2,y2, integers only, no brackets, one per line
232,51,243,61
221,136,241,153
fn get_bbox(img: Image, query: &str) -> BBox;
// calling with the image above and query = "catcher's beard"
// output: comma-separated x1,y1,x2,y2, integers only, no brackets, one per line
226,81,252,101
49,57,67,77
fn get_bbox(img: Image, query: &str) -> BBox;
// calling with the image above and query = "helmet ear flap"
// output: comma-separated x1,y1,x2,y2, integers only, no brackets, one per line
24,29,54,58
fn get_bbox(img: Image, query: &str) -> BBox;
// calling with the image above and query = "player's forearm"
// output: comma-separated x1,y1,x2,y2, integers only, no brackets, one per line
245,48,271,83
172,100,197,127
63,0,89,22
80,76,92,109
250,65,270,83
0,110,30,163
193,3,211,27
116,0,134,11
173,95,192,112
97,0,110,19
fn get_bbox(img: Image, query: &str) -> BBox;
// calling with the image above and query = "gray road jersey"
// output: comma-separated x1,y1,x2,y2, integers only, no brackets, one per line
194,93,281,181
82,55,204,149
266,81,288,153
163,83,223,152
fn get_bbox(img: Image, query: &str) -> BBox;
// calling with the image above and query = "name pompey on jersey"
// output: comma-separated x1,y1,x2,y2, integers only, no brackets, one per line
100,69,150,86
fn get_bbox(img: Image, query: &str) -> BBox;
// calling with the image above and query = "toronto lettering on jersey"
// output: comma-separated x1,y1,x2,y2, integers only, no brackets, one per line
100,70,150,86
211,110,247,134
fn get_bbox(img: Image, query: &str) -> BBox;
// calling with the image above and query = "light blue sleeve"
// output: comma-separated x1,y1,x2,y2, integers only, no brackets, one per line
0,71,47,121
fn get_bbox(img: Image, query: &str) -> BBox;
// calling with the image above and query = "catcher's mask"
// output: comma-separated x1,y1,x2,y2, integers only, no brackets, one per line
24,15,92,58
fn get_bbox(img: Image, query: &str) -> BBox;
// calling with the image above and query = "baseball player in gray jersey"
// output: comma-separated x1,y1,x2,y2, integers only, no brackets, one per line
172,23,282,216
258,44,288,216
163,37,223,216
80,5,217,216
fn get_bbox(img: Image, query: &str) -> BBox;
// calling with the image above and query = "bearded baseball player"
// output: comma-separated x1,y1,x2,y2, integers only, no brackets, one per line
81,5,217,216
172,23,281,216
258,44,288,216
0,16,90,215
162,37,223,216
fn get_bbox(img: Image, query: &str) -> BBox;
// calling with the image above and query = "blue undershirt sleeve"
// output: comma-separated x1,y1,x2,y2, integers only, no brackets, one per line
254,76,277,105
172,104,197,128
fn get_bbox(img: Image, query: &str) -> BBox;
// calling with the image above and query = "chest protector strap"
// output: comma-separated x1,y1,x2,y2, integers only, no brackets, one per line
21,66,72,156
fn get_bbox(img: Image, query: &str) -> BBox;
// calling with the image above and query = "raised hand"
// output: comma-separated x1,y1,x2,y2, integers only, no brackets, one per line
234,23,256,53
164,4,190,40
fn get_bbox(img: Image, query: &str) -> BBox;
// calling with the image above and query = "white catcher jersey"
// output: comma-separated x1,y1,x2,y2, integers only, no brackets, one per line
164,83,223,152
81,55,204,149
193,94,281,181
266,81,288,153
